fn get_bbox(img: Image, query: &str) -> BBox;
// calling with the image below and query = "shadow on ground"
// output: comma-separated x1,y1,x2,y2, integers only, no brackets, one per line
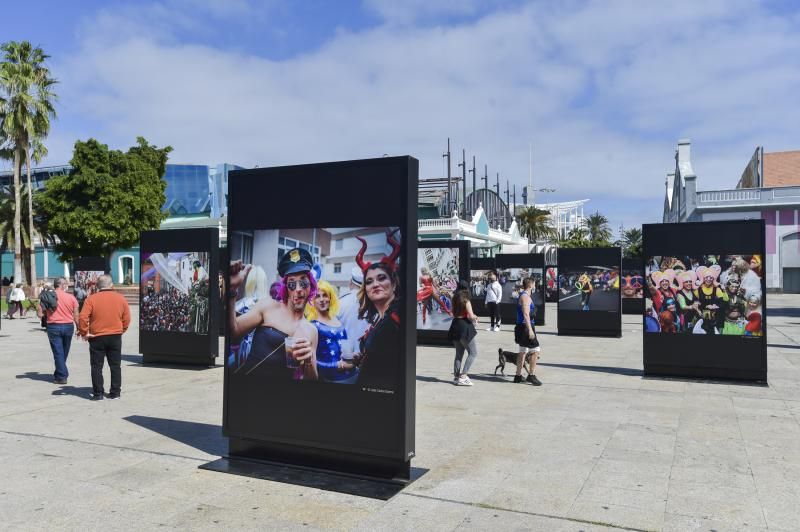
766,308,800,318
768,343,800,350
121,354,219,370
536,362,643,377
124,415,227,456
52,385,94,399
16,371,54,383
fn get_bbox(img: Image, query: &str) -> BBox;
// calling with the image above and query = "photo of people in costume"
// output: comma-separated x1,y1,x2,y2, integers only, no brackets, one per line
469,269,493,299
226,227,402,389
558,266,620,311
545,267,558,302
621,269,644,300
140,252,210,334
416,247,457,330
644,255,763,335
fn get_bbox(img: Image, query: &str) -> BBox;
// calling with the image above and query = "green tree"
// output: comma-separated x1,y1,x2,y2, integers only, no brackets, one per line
0,40,57,287
558,226,591,248
583,211,612,246
517,206,557,243
36,137,172,267
0,185,55,274
620,227,643,258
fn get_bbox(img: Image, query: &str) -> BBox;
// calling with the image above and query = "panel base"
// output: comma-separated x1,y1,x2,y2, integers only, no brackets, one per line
142,352,217,366
557,329,621,338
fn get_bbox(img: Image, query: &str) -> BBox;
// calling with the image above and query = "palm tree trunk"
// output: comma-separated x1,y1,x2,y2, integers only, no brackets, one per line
26,145,37,290
12,148,25,285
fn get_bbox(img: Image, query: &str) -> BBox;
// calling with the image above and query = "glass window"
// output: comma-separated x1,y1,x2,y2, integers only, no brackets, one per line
334,263,342,273
335,239,343,250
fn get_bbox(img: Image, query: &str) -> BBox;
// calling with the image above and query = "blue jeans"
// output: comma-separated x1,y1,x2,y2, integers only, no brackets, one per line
47,323,74,381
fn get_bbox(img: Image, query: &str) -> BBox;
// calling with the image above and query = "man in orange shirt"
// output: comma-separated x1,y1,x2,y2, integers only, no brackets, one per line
78,275,131,400
38,278,79,384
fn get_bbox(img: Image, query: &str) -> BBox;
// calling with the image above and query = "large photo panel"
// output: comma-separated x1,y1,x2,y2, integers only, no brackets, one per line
224,157,418,476
495,254,546,326
139,228,219,363
416,240,470,346
557,247,621,337
642,220,766,381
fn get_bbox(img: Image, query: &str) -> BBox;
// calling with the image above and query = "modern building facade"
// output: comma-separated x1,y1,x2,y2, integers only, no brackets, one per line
662,139,800,292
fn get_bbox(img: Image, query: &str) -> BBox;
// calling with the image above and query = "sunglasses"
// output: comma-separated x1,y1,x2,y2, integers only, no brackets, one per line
286,279,310,291
622,276,643,288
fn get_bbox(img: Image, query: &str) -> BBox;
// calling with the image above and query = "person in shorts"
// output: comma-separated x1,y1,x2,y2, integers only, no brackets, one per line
513,277,542,386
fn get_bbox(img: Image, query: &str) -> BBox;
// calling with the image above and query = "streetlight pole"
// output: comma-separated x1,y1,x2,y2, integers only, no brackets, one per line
443,138,451,216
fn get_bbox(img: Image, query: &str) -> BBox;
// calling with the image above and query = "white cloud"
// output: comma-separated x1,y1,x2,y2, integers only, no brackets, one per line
43,0,800,232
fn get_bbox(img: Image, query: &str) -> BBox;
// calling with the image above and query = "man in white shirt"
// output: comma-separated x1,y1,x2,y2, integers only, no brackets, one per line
484,272,502,331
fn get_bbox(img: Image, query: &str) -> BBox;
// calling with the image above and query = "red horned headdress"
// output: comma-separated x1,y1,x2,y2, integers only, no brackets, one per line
355,228,401,273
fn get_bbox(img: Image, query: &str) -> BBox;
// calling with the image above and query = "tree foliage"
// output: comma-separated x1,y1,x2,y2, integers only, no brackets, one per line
620,227,643,258
517,206,557,243
36,137,172,263
583,211,612,247
558,226,592,248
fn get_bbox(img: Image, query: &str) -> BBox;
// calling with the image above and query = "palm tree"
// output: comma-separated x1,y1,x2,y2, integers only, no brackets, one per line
621,227,643,258
0,184,54,268
583,211,612,246
0,40,58,286
517,206,557,243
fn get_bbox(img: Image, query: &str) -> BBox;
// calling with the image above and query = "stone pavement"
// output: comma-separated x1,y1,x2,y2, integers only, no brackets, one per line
1,296,800,531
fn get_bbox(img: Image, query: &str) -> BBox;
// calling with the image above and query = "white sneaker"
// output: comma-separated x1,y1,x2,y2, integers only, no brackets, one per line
457,376,474,386
485,326,494,331
493,326,501,332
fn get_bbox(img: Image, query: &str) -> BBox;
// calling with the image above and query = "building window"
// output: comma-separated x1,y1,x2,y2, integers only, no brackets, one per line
278,236,320,264
334,263,342,273
335,239,343,250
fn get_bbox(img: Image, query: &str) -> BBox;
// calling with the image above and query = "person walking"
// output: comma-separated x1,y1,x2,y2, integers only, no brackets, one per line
37,279,79,384
484,272,502,331
513,277,542,386
78,275,131,400
448,280,479,386
8,283,26,318
4,284,13,319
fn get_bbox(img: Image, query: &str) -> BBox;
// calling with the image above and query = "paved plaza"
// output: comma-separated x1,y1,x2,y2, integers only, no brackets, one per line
2,296,800,531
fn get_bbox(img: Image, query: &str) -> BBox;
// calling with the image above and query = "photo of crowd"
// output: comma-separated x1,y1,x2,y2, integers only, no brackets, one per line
559,266,620,311
469,269,492,299
140,251,210,334
621,269,644,300
644,255,763,336
227,227,402,390
417,247,458,330
497,267,544,309
75,270,103,296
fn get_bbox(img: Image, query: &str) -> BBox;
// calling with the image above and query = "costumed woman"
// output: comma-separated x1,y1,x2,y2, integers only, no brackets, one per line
355,229,402,391
417,266,452,325
695,265,725,335
576,273,593,311
647,269,677,313
676,270,701,332
717,273,747,335
447,280,479,386
307,280,357,384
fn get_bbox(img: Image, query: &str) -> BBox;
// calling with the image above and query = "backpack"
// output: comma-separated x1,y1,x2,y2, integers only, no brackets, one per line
40,289,58,312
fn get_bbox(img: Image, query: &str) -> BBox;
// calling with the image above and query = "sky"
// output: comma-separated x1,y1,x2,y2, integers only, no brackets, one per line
4,0,800,234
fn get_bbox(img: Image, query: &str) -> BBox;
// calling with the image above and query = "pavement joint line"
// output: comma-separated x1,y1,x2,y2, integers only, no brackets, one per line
734,398,771,530
401,492,654,532
0,429,212,463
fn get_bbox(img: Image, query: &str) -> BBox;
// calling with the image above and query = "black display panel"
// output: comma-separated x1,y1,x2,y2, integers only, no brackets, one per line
224,157,418,478
557,247,621,337
545,265,558,302
139,229,219,364
642,220,766,381
621,257,645,315
469,257,496,316
416,240,470,346
495,254,546,326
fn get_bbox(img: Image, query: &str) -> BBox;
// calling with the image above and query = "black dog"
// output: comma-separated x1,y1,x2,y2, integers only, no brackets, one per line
494,348,536,376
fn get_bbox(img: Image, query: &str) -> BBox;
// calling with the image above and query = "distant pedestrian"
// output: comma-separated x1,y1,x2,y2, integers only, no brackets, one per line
513,277,542,386
38,279,79,384
74,283,88,312
4,285,12,319
484,272,502,331
448,280,479,386
8,283,26,318
78,275,131,400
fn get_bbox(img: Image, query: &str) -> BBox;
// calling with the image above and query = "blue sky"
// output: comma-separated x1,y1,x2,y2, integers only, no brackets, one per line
4,0,800,234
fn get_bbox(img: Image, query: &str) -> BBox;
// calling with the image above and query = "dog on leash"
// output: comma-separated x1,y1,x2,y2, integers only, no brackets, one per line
495,348,535,376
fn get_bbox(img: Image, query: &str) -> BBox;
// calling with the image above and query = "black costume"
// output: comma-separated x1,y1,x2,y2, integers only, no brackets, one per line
240,326,290,377
358,300,401,391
